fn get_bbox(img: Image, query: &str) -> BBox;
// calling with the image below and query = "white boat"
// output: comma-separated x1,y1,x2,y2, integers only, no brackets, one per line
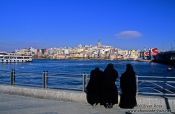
0,52,32,63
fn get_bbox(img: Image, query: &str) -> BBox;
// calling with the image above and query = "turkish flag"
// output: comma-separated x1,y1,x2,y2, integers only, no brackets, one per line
144,52,149,56
151,48,158,56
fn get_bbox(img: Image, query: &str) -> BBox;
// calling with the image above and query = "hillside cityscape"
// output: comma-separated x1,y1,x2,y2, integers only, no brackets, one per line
1,41,157,60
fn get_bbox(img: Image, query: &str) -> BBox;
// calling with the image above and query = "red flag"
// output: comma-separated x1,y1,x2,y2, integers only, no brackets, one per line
144,52,149,56
151,48,158,56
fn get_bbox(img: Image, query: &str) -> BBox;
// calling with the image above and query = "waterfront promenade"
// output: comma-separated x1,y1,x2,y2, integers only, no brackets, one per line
0,92,126,114
0,85,175,114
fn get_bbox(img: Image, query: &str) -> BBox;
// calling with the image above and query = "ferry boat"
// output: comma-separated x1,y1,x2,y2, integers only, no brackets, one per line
154,51,175,65
0,52,32,63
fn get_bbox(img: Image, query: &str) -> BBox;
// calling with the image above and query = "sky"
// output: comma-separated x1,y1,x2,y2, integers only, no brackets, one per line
0,0,175,51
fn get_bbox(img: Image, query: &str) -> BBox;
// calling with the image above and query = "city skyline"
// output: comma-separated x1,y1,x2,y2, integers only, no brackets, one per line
1,0,175,51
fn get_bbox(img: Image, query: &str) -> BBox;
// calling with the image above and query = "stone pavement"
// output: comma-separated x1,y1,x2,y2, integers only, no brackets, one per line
0,92,174,114
0,93,126,114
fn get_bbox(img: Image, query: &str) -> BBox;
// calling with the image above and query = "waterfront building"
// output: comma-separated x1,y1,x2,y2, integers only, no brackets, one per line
35,48,48,58
129,50,139,60
54,54,66,59
117,49,129,59
10,42,145,60
15,48,32,56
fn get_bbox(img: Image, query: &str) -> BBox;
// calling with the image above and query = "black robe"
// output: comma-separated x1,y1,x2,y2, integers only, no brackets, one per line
86,68,103,105
119,71,137,108
101,66,118,106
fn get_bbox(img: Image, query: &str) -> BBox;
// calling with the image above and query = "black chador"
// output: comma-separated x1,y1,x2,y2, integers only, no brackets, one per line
86,67,103,105
101,63,118,108
119,64,137,109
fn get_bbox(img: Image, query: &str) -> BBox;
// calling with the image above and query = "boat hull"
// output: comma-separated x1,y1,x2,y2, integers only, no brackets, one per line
0,52,32,63
154,51,175,65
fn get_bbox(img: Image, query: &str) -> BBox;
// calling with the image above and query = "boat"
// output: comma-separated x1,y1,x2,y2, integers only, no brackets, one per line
168,66,173,71
153,51,175,65
0,52,32,63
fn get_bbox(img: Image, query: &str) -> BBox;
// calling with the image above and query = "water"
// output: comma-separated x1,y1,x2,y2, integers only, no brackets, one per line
1,59,174,76
0,59,175,95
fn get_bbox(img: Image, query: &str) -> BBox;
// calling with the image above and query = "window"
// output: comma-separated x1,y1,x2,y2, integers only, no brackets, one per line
17,57,23,59
24,57,29,59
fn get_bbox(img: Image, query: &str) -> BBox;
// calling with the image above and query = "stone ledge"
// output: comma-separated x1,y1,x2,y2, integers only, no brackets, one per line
0,85,86,103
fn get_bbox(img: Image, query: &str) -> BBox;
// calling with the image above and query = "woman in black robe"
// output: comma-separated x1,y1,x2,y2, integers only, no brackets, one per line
101,63,118,108
86,67,103,106
119,64,137,109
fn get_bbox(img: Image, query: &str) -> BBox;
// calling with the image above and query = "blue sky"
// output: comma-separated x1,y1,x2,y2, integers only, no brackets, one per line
0,0,175,51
